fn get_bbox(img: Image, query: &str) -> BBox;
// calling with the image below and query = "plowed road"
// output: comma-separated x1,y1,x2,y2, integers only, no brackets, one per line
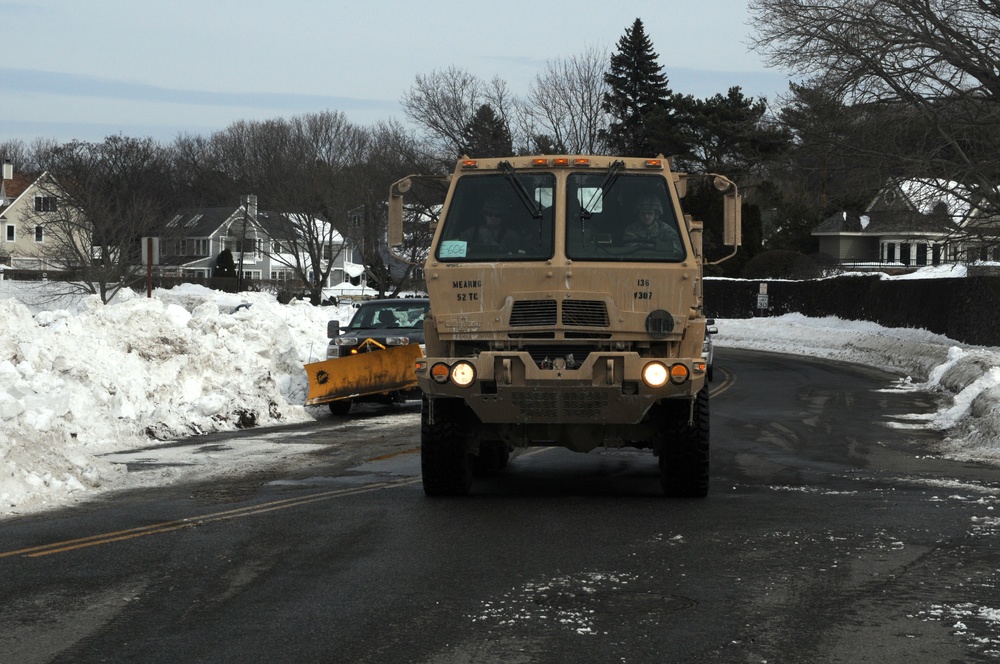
3,348,1000,663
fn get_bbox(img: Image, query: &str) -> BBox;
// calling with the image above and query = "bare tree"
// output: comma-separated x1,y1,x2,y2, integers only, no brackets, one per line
347,120,440,296
518,46,610,154
0,138,59,173
749,0,1000,243
197,112,368,303
31,136,177,303
401,67,513,163
268,112,369,303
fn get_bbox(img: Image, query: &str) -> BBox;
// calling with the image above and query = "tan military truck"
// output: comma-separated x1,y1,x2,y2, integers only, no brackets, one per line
388,155,740,496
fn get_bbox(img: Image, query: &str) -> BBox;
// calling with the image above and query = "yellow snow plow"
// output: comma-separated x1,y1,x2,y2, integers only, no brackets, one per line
305,339,423,409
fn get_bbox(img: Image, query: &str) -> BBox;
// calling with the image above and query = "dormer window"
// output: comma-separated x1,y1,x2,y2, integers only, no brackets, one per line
34,196,57,212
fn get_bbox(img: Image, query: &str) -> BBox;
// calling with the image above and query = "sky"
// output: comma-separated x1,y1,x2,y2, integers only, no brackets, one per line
0,0,790,145
2,264,1000,520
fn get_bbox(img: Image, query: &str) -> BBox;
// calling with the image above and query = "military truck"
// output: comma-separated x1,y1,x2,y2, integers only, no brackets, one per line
388,155,740,496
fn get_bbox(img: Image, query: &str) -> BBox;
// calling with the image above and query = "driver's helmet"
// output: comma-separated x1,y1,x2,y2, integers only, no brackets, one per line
636,196,663,214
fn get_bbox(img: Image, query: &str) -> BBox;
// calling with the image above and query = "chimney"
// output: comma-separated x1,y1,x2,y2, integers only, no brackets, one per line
0,161,11,204
242,194,257,220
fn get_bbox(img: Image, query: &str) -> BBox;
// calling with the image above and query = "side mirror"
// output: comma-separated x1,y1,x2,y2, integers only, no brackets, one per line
327,320,340,338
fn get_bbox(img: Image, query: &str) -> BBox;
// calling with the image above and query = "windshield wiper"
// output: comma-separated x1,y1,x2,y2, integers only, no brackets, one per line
498,161,543,219
580,159,625,220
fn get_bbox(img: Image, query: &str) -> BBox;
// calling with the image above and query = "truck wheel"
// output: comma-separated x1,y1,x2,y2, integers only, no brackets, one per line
659,387,710,497
328,400,352,416
421,397,473,496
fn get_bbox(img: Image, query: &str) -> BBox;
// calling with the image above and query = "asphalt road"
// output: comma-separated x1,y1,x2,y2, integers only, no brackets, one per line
3,348,1000,663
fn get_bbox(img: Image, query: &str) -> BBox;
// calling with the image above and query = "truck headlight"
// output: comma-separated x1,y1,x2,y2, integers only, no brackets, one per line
386,336,410,345
642,361,668,388
335,337,359,346
451,361,476,387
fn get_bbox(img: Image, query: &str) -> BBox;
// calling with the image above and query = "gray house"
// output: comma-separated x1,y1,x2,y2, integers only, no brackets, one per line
812,179,996,268
158,197,360,287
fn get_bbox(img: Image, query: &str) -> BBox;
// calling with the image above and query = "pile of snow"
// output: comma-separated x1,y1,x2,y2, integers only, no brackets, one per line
2,274,1000,518
1,284,356,516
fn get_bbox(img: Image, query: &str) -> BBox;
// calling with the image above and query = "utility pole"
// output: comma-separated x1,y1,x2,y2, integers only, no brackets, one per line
237,194,256,292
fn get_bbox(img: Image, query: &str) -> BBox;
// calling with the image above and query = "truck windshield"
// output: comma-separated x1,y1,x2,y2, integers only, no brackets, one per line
436,173,555,262
566,173,687,262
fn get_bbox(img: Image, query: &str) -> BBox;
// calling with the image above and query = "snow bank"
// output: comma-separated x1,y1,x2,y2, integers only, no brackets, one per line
1,285,350,515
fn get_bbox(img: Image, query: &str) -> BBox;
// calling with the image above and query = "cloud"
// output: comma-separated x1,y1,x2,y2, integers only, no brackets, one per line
0,68,399,113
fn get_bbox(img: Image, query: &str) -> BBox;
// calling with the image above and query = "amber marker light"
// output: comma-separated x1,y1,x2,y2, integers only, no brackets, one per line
531,158,548,167
641,361,669,388
460,159,479,169
645,159,664,168
573,158,591,166
669,363,691,385
553,157,570,167
430,363,450,383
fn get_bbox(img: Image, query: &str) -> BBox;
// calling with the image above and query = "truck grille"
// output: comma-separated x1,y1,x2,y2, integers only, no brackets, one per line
512,391,609,418
509,299,609,328
510,300,557,326
562,300,609,327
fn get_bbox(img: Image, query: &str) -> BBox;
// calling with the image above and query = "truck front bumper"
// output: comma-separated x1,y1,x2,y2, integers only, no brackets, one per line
415,351,704,425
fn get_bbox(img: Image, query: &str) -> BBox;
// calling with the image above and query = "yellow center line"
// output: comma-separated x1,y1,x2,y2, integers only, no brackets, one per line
709,366,736,397
3,476,420,559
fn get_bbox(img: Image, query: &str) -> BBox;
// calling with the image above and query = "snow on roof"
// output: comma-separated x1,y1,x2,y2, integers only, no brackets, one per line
896,179,976,219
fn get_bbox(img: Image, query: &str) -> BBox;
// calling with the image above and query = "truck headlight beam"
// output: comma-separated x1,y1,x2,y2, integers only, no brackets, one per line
451,361,476,387
642,361,669,388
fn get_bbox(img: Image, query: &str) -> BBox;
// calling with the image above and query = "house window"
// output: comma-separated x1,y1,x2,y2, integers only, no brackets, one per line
4,224,13,242
34,226,43,243
34,196,57,212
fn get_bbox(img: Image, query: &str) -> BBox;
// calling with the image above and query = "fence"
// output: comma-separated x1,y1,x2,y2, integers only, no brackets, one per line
705,275,1000,347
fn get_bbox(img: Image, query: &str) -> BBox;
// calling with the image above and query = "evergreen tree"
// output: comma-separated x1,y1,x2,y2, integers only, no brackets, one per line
662,86,790,179
601,18,673,155
215,248,237,278
460,104,513,158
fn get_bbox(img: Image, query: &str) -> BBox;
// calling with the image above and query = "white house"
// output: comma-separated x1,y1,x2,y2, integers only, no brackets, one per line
158,196,359,287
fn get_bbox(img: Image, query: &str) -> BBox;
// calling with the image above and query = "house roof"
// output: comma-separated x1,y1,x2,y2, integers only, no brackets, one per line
867,178,978,221
813,177,990,238
813,209,955,236
0,172,46,215
165,206,241,236
164,205,340,240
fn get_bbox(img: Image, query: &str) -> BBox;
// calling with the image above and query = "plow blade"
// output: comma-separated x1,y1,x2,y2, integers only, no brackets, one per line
305,344,423,406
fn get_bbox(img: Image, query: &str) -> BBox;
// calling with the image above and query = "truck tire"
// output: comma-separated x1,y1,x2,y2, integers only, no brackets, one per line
421,397,473,496
658,386,710,497
328,399,352,416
